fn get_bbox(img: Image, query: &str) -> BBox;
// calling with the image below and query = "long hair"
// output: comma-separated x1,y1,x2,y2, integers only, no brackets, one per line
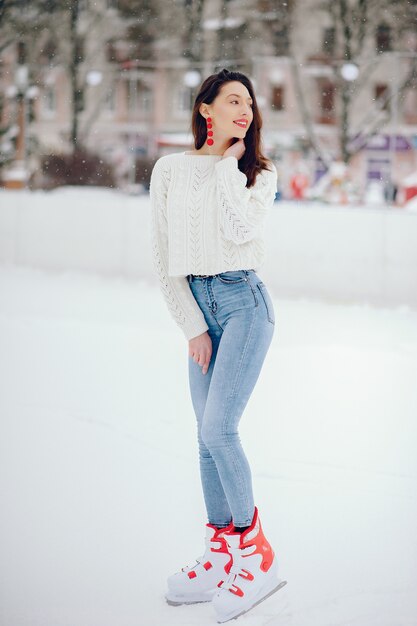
190,68,272,188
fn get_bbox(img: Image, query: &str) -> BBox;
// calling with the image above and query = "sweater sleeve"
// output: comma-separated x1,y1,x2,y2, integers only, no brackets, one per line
149,157,209,341
215,156,277,244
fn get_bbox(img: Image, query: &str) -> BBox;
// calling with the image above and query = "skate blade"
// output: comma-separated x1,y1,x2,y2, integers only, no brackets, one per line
165,590,216,606
216,579,287,623
166,597,212,606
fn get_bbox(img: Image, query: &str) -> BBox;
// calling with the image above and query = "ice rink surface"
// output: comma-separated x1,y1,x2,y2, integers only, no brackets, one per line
0,265,416,626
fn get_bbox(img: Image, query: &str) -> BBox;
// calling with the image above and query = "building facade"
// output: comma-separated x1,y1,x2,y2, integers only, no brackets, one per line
1,0,416,195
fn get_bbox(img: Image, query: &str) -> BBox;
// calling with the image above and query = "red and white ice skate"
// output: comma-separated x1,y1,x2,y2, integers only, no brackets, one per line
212,507,287,622
165,520,234,605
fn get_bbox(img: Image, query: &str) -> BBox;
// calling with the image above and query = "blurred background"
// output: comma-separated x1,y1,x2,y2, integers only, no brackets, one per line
1,0,417,204
1,0,417,309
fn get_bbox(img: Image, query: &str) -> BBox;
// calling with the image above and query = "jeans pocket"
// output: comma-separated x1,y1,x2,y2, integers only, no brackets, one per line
216,271,247,284
256,282,275,324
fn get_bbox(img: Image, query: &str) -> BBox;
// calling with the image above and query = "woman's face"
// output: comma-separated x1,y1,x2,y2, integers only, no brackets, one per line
201,81,254,141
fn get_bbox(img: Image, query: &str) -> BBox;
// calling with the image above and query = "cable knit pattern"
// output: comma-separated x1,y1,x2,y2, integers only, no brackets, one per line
149,151,277,340
215,156,277,244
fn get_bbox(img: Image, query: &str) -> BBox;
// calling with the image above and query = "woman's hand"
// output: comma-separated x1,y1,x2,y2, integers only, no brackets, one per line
223,139,246,161
189,331,212,375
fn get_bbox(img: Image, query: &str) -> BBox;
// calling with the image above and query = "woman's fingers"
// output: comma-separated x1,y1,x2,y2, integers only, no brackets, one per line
203,345,212,375
189,332,212,375
191,349,211,375
202,357,210,375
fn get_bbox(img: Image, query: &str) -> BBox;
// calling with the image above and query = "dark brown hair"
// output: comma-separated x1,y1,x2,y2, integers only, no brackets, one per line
190,68,273,188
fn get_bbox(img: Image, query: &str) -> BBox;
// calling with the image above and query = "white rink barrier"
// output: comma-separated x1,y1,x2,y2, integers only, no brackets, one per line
1,188,417,310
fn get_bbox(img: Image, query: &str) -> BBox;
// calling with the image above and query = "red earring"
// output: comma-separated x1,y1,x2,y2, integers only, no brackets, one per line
206,117,214,146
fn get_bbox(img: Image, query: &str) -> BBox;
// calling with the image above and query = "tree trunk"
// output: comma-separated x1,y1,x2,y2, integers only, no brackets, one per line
69,0,81,151
289,54,332,169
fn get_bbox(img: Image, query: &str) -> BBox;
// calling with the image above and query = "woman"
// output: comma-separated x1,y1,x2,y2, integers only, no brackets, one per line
149,68,286,623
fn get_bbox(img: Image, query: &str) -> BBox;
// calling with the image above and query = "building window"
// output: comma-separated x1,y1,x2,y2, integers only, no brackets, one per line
127,79,152,114
376,24,391,53
104,85,116,113
271,85,284,111
43,87,56,114
218,25,245,62
322,27,336,55
17,41,26,64
258,0,293,13
374,83,390,112
176,86,193,113
257,0,272,11
272,26,290,56
41,40,57,65
139,87,152,113
318,79,335,123
106,41,117,63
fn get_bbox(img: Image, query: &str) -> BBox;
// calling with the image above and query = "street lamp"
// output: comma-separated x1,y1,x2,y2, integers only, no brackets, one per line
86,70,103,87
2,64,39,189
183,70,201,89
340,62,359,82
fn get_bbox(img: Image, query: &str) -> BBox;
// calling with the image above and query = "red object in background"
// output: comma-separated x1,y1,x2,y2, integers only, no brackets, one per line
401,171,417,204
405,186,417,202
290,173,309,199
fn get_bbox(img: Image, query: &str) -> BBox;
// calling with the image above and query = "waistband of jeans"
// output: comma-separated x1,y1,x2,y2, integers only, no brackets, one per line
187,269,255,283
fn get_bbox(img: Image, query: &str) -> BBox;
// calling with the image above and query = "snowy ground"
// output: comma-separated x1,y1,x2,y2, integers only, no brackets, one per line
0,264,417,626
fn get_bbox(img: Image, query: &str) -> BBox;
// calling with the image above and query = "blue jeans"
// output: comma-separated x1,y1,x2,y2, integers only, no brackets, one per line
186,269,275,528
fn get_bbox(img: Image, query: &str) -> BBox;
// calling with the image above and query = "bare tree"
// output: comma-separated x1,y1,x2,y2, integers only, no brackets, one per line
0,0,61,51
316,0,417,164
182,0,206,65
257,0,416,168
115,0,159,61
0,0,65,171
256,0,332,167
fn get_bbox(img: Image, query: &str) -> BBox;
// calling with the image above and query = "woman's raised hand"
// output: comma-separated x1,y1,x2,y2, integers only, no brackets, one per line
222,139,246,161
189,331,212,375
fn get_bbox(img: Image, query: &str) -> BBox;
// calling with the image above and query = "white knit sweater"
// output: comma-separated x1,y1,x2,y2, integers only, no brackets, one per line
149,151,277,340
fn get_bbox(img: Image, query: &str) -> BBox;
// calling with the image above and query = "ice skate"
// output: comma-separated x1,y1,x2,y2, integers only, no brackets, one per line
211,507,287,622
165,520,234,605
